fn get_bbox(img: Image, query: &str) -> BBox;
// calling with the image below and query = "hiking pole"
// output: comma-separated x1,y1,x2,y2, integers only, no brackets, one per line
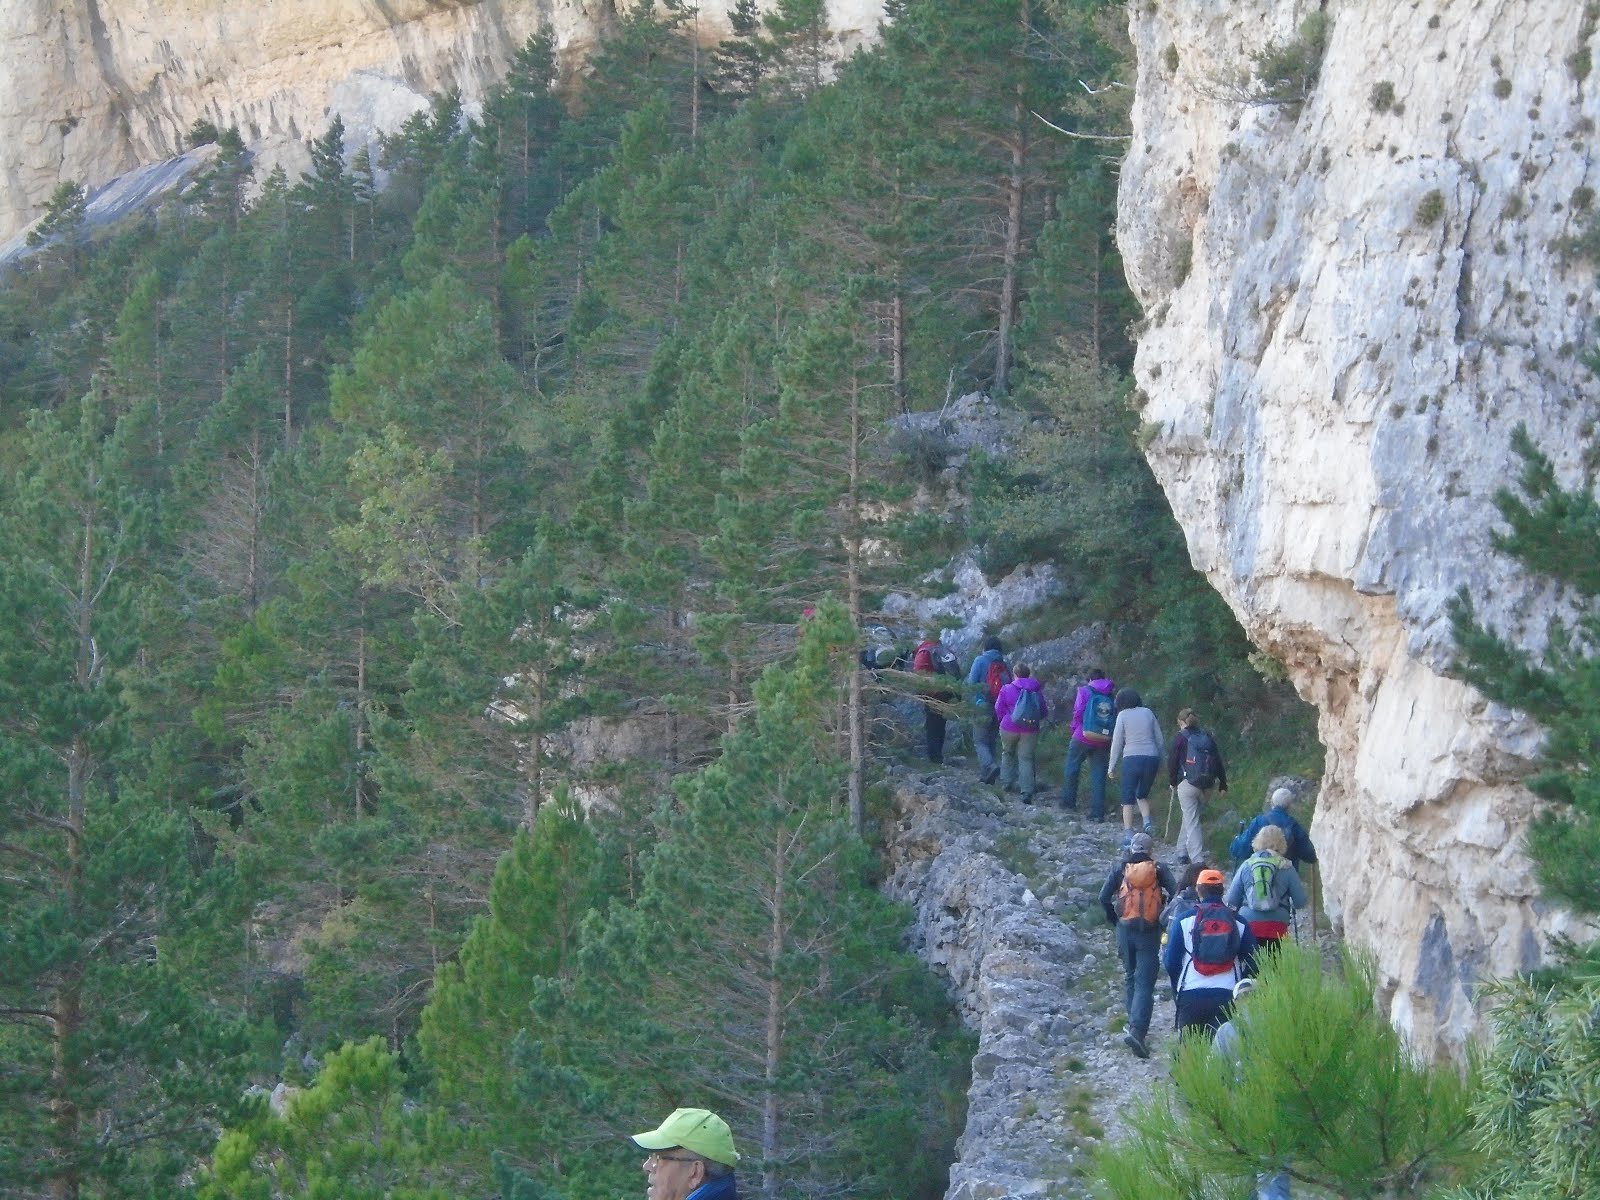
1308,864,1320,945
1164,785,1176,841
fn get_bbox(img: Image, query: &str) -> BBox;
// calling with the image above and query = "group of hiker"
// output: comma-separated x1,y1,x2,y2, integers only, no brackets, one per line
1098,800,1315,1054
1095,801,1312,1199
646,633,1318,1200
908,634,1233,863
896,632,1320,1071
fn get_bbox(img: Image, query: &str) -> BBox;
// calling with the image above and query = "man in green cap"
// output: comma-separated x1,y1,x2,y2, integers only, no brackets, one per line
632,1107,740,1200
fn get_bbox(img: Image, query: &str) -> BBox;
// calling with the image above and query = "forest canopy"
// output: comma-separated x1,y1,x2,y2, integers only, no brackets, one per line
0,2,1304,1196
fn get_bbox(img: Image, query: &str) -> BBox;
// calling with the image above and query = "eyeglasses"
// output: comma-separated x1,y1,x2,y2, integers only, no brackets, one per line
645,1152,698,1167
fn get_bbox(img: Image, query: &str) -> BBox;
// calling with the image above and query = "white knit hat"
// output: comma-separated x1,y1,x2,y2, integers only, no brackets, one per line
1270,787,1295,809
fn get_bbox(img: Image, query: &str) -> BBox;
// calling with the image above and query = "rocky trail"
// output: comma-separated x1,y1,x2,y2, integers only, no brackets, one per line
882,761,1189,1200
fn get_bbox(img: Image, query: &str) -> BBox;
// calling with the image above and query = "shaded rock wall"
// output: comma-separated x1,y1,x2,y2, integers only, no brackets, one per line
0,0,886,242
1116,0,1600,1056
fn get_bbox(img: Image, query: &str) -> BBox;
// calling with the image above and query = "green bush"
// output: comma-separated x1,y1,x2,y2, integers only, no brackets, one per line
1247,12,1331,109
1094,946,1477,1198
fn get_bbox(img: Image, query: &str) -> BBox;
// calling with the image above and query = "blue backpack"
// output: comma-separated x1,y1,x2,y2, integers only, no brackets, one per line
1010,688,1042,731
1080,686,1114,744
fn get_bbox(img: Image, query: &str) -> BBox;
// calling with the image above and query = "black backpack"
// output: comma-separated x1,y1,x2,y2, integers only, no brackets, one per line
1181,729,1220,789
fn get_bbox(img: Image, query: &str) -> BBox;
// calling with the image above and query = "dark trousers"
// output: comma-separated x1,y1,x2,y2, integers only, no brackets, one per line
923,703,947,763
1174,987,1234,1038
973,713,999,776
1062,739,1110,816
1116,924,1161,1040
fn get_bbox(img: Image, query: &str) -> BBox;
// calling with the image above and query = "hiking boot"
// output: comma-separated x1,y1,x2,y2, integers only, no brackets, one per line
1143,820,1155,835
982,767,1000,785
1020,793,1034,805
1122,1031,1149,1059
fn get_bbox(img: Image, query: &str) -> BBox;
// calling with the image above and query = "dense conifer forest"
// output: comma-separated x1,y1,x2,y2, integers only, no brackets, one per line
0,2,1316,1196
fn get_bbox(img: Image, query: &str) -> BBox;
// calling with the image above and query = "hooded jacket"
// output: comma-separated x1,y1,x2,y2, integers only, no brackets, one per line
1070,677,1115,745
995,675,1047,733
966,647,1007,710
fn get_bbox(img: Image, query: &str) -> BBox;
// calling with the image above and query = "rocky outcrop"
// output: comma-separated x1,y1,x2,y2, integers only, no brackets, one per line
883,768,1176,1199
1117,1,1600,1056
0,0,886,243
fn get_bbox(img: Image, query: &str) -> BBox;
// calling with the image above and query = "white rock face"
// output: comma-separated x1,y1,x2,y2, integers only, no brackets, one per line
0,0,886,242
1118,1,1600,1057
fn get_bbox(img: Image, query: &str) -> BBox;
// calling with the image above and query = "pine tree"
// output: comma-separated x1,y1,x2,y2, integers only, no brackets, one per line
26,180,89,251
1444,944,1600,1199
1449,425,1600,911
500,608,968,1200
1096,946,1476,1198
1441,423,1600,1195
414,800,621,1192
0,395,249,1198
201,1038,449,1200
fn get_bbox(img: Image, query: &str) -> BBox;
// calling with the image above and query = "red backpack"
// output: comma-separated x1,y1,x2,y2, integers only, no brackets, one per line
1188,901,1241,976
984,658,1012,702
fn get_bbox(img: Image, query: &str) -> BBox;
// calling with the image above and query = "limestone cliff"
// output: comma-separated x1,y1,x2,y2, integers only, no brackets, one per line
0,0,884,243
1117,0,1599,1056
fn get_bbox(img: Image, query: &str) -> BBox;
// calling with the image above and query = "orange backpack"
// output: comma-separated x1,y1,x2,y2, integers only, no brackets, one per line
1117,860,1162,930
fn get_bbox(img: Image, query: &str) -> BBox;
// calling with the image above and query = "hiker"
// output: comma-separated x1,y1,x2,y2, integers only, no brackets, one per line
1231,786,1318,871
1226,824,1309,960
1061,669,1116,817
1099,831,1176,1059
1160,861,1207,928
1107,688,1164,846
966,636,1010,785
1164,867,1256,1037
995,664,1048,803
911,632,961,765
1214,979,1292,1200
1168,708,1228,865
632,1107,741,1200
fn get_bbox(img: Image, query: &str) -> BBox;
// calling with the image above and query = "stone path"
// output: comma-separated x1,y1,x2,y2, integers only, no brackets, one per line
882,764,1185,1200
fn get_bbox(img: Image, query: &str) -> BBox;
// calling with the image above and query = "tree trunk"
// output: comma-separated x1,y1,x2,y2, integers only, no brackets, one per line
355,606,369,819
282,295,294,449
527,670,546,829
994,92,1026,397
846,374,865,833
761,823,786,1200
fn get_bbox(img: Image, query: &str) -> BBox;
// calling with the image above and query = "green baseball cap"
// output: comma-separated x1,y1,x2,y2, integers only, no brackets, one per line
632,1107,740,1167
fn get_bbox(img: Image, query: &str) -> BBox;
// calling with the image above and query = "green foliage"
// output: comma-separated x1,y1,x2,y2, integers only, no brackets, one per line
1245,12,1331,109
1445,942,1600,1199
25,179,88,248
201,1038,450,1200
1095,946,1476,1198
0,3,1149,1191
495,608,970,1200
1449,426,1600,913
1416,189,1446,225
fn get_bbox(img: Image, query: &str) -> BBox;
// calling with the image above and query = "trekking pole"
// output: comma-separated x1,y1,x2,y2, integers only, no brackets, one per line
1164,785,1176,841
1308,864,1320,944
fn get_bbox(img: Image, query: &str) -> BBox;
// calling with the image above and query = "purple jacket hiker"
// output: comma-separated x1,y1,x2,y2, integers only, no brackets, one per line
1071,677,1115,743
996,675,1048,733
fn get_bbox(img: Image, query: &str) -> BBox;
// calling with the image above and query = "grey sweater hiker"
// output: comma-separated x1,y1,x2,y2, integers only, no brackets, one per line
1108,707,1164,768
